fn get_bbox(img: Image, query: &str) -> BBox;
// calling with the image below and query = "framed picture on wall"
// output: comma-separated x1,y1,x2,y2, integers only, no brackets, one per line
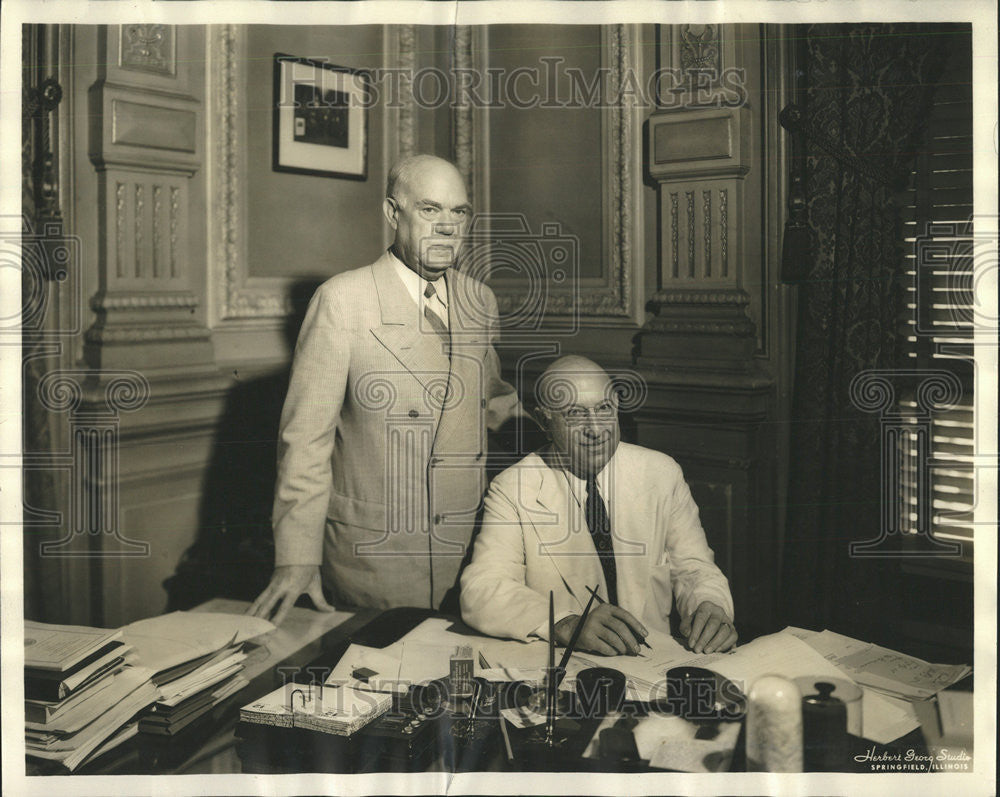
272,53,368,180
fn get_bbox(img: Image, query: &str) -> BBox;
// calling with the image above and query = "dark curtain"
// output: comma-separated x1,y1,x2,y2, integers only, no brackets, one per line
22,25,65,623
781,24,954,645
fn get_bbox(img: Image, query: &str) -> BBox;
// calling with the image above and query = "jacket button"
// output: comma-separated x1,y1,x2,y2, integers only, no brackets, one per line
430,457,443,465
434,514,442,524
408,409,419,418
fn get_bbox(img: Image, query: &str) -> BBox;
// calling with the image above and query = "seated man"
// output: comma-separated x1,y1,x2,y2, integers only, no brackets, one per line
460,356,736,656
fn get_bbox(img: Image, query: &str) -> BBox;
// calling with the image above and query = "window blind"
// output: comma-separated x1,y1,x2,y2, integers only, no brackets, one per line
899,30,975,558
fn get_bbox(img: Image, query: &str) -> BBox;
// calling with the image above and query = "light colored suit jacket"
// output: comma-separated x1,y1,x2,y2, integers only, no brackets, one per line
460,442,734,641
272,251,523,609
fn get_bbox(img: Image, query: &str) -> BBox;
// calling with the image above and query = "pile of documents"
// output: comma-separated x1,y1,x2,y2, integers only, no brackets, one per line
24,611,275,771
788,628,971,701
240,683,393,736
24,621,158,772
124,611,274,737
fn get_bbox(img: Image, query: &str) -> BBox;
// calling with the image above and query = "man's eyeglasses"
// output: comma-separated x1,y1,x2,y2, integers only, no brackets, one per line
560,401,617,421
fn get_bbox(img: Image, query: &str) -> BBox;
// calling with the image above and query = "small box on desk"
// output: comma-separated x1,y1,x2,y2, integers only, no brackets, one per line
235,686,442,774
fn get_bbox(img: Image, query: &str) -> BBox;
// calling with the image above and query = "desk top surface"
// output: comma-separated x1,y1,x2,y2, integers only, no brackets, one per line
32,600,960,777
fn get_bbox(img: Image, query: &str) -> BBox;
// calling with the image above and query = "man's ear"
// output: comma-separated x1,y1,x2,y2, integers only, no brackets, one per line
382,197,399,229
534,406,552,438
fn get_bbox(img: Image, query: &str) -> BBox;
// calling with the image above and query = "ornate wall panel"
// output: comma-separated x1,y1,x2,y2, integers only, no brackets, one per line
208,24,419,325
451,24,645,329
86,25,211,371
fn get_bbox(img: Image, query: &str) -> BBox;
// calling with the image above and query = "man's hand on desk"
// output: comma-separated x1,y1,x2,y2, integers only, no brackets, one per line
553,604,649,656
247,565,335,627
679,601,737,654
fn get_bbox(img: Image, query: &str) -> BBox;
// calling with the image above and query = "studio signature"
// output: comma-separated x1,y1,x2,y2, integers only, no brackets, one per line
855,746,972,765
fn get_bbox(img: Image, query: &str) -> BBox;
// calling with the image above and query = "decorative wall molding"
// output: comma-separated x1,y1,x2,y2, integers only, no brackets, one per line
120,24,176,76
85,325,211,344
207,24,284,321
394,25,417,160
648,108,751,181
660,23,739,104
111,99,196,153
85,26,212,370
679,24,722,74
452,24,644,328
210,24,418,323
660,181,739,286
91,292,199,311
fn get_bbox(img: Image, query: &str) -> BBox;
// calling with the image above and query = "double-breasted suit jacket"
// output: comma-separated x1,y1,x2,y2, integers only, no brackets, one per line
272,251,523,609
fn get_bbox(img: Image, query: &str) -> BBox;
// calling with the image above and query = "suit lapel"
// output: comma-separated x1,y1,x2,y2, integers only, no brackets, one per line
370,254,452,401
530,453,603,612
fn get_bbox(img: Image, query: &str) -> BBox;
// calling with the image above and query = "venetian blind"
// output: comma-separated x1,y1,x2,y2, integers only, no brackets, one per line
899,30,975,558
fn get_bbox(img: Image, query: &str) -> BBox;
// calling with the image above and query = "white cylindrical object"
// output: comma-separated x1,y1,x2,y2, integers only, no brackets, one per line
746,674,803,772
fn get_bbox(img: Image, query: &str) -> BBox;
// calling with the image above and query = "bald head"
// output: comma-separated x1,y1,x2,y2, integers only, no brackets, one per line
536,356,621,478
536,356,614,412
386,154,464,201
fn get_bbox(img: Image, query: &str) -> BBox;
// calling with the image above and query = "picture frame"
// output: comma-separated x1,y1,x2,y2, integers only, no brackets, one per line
272,53,368,180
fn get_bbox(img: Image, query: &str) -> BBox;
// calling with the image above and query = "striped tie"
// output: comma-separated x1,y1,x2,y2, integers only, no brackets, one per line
423,281,451,355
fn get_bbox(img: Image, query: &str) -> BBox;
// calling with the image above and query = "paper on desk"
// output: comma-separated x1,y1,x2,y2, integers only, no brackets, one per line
394,617,551,680
123,611,274,673
156,650,247,707
561,629,694,701
787,627,970,701
688,631,850,690
196,598,353,684
326,644,406,693
581,712,741,772
862,688,920,744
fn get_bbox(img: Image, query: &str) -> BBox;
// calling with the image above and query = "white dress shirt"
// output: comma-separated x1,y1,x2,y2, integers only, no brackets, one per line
390,251,449,328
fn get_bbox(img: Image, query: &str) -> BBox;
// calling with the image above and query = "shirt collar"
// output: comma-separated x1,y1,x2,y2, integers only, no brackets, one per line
559,446,618,508
389,249,448,308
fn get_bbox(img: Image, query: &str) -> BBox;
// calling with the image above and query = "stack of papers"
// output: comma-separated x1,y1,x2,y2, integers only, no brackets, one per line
787,627,971,744
125,611,273,737
23,622,157,772
788,628,971,701
24,611,276,770
240,683,392,736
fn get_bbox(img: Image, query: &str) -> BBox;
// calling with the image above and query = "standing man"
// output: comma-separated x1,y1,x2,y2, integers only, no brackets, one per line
250,155,524,623
461,356,736,656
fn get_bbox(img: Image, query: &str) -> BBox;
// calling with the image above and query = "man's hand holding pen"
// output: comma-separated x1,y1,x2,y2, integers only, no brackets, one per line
553,603,649,656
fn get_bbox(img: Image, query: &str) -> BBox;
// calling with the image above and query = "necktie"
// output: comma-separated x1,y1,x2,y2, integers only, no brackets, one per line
585,475,617,605
423,281,450,354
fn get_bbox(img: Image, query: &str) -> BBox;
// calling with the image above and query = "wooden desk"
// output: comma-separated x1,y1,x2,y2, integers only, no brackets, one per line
36,603,962,776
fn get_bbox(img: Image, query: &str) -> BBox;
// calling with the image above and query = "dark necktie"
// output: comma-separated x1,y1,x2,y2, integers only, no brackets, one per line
585,475,617,605
423,281,451,354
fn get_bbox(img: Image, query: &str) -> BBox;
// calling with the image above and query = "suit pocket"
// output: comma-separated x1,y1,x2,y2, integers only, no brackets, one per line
327,488,386,531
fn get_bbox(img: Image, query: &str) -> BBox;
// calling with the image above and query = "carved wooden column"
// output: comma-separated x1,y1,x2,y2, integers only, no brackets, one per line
85,24,214,373
634,25,777,632
638,24,760,374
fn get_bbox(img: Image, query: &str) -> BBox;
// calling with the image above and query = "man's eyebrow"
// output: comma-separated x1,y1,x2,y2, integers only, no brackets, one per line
416,199,442,208
453,202,472,212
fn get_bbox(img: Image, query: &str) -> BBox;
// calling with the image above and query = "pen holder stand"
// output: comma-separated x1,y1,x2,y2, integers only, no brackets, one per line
575,668,627,719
